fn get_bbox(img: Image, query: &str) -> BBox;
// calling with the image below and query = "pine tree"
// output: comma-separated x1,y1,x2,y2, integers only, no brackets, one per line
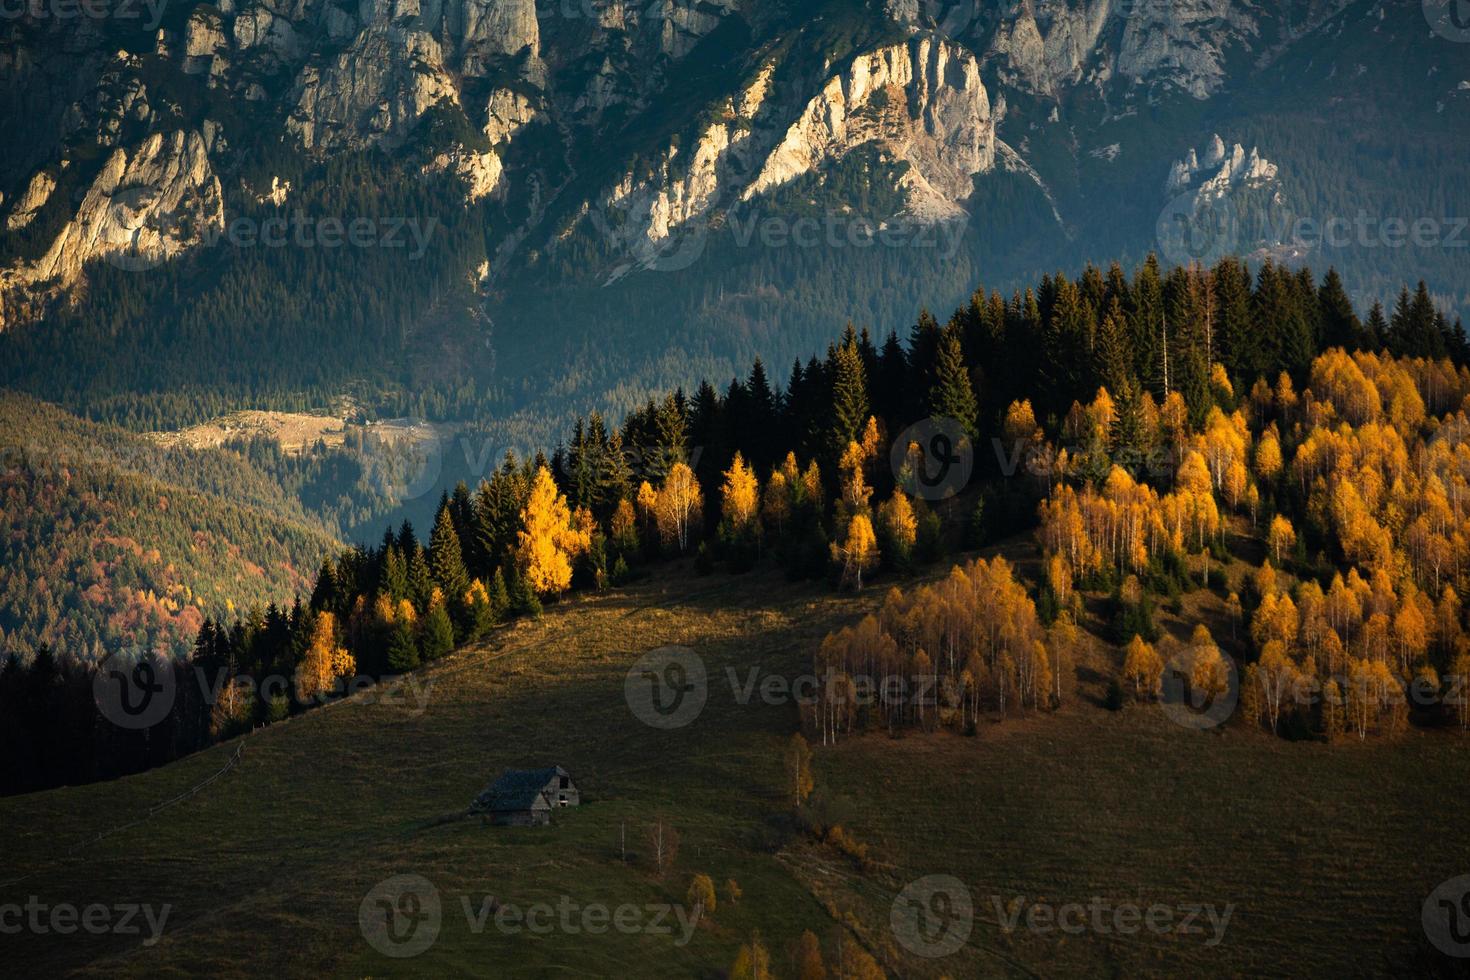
874,330,909,429
1363,300,1388,350
429,502,470,603
378,544,408,601
308,558,338,614
386,614,419,672
1096,301,1133,393
488,567,511,622
1318,267,1360,350
829,336,869,460
421,601,455,661
928,330,979,438
407,546,435,613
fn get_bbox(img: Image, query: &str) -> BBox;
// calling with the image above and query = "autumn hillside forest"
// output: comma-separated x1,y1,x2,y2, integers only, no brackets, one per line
6,254,1470,800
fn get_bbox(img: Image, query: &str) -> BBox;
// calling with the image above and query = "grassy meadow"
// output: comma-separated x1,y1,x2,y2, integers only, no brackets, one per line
3,539,1469,978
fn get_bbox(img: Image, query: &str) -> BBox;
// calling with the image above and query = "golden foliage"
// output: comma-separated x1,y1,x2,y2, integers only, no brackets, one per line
517,465,591,596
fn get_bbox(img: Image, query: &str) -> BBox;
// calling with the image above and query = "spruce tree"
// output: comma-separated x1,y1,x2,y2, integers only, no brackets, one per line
488,567,511,622
1388,285,1414,356
379,545,408,601
420,603,455,661
1318,268,1359,351
598,428,634,520
651,393,689,483
429,503,470,602
1408,281,1445,358
386,616,419,672
308,558,338,614
407,547,435,613
746,358,777,469
928,330,979,438
907,309,943,399
473,455,523,576
829,336,869,458
1097,302,1133,393
1130,256,1165,394
1364,300,1388,350
1213,257,1252,377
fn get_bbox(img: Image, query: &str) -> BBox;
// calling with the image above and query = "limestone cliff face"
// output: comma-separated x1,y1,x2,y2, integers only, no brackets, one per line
0,0,1400,326
981,0,1112,97
1166,134,1278,199
909,0,1352,100
5,172,57,232
582,62,774,275
580,37,994,274
1,130,225,320
288,26,462,152
744,37,994,220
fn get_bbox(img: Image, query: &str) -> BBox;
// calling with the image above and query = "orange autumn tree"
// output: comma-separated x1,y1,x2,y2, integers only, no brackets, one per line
517,465,592,597
877,490,917,563
1122,635,1163,699
832,513,878,591
1267,514,1296,564
721,452,760,530
295,611,355,701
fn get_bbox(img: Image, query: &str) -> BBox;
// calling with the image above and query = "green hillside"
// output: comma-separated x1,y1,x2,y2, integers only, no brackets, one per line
4,556,1467,977
0,393,341,659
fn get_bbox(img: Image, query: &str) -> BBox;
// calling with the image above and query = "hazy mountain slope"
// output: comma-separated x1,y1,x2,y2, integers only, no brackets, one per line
0,393,342,658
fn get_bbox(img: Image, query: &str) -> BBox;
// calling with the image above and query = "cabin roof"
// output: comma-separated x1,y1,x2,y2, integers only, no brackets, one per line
476,767,571,812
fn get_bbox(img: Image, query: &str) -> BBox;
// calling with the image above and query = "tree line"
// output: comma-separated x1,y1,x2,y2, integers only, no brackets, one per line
8,255,1470,793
